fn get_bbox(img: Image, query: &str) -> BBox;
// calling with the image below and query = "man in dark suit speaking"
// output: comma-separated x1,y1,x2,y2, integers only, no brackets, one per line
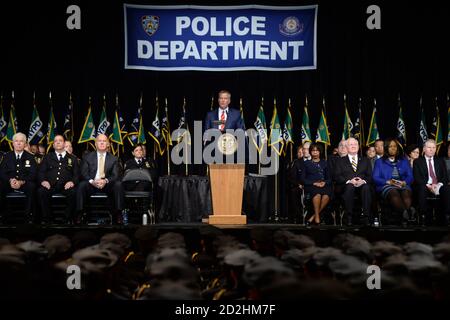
204,90,245,132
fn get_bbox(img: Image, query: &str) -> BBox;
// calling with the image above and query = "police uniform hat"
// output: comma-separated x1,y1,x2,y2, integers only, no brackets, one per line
310,247,344,268
280,248,317,271
216,243,248,260
223,249,261,267
403,242,433,257
0,244,26,266
433,242,450,263
287,234,316,250
100,232,131,250
43,234,71,259
243,256,294,287
371,241,403,263
333,234,373,262
150,247,189,263
71,245,119,272
328,254,369,279
148,259,197,280
157,232,186,249
16,240,48,260
273,230,296,250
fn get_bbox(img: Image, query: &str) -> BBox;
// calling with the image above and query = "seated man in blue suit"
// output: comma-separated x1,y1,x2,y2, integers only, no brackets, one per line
204,90,245,132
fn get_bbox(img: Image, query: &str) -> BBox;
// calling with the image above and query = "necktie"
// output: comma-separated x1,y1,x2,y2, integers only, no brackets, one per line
58,154,62,162
428,158,438,184
219,110,225,131
138,159,142,165
98,154,105,179
351,156,357,172
16,154,20,161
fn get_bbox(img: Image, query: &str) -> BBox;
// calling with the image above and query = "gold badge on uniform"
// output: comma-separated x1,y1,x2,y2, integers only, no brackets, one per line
145,162,151,168
25,159,31,167
68,158,72,167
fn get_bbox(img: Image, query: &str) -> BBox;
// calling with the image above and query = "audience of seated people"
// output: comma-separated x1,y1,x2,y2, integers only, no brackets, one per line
1,228,450,300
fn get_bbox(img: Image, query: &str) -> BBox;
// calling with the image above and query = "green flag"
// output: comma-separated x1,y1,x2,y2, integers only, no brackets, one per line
138,110,146,145
97,96,111,136
342,95,353,140
5,93,18,150
78,98,96,146
110,109,123,146
366,102,380,146
315,109,331,146
46,106,57,152
27,94,45,145
301,97,312,144
269,99,284,156
252,98,268,154
282,99,294,154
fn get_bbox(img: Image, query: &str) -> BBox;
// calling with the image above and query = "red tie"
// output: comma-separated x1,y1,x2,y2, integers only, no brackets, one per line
428,158,438,184
219,110,225,131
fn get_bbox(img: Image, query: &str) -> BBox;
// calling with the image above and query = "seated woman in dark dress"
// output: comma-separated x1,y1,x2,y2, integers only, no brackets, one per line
373,138,414,224
300,143,333,225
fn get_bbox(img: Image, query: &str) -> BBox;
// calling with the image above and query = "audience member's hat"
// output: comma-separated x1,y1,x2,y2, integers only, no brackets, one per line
287,234,316,250
243,256,294,287
403,242,433,257
148,259,197,281
371,241,403,262
433,242,450,263
273,230,296,250
72,245,118,272
224,249,260,267
328,254,369,278
100,233,131,250
16,240,48,262
281,248,317,270
43,234,71,259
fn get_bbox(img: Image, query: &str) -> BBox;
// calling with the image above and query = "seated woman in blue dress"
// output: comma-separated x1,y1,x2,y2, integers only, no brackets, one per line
300,143,333,225
373,138,414,223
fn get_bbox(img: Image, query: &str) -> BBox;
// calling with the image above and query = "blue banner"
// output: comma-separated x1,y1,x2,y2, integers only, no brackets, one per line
124,4,317,71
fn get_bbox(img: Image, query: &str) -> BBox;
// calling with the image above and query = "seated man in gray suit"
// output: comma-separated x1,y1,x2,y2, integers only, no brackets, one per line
76,134,124,224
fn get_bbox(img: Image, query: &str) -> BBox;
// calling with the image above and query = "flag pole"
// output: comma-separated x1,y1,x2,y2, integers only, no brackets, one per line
184,97,189,176
165,98,171,176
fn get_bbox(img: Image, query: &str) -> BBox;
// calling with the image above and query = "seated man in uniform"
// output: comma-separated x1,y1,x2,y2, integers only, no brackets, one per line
37,135,80,224
76,134,124,224
0,132,37,223
123,144,157,191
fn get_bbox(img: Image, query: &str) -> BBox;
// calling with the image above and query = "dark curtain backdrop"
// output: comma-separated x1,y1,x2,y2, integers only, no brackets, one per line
1,0,449,219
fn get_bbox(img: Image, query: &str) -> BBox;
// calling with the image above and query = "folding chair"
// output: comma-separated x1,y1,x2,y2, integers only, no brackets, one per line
122,168,155,224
